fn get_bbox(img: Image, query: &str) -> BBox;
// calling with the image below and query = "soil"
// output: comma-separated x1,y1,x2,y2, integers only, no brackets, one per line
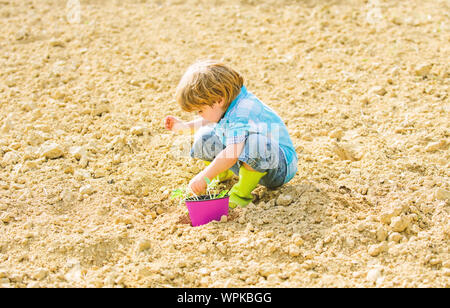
0,0,449,288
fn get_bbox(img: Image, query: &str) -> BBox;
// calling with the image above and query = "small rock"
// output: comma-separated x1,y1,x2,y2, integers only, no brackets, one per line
79,156,89,168
26,281,40,288
329,129,344,139
69,146,86,160
332,141,363,161
435,188,450,201
49,38,65,47
288,244,301,257
103,274,115,287
390,216,410,232
357,222,368,232
276,194,293,206
111,197,121,206
425,140,446,152
443,268,450,277
112,154,122,165
20,101,36,112
144,81,157,89
198,268,209,276
429,258,441,266
32,268,48,280
390,16,403,25
92,102,110,116
131,126,145,136
302,133,313,141
370,86,387,96
215,242,226,254
115,275,125,285
74,169,91,180
5,77,17,88
198,244,208,254
366,268,382,283
136,239,151,252
114,215,133,225
79,184,94,195
301,260,316,271
129,79,141,87
65,264,82,283
414,63,433,77
259,264,280,277
292,233,304,246
376,226,388,242
51,89,66,100
1,151,20,167
0,269,8,278
379,205,403,225
60,162,74,174
60,189,75,203
40,142,64,159
1,116,13,133
388,232,402,243
137,266,152,277
0,278,10,285
220,215,228,223
149,211,157,220
0,213,14,223
368,242,388,257
379,212,392,225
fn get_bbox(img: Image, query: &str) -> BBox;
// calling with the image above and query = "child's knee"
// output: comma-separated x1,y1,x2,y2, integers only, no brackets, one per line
191,135,213,159
190,129,224,160
193,126,215,142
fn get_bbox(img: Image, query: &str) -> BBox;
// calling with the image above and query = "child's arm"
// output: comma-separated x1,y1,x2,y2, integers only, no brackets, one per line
164,116,211,134
203,142,244,179
189,142,245,195
186,118,211,133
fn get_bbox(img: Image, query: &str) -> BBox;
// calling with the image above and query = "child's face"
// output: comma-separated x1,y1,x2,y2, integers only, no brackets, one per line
196,99,226,123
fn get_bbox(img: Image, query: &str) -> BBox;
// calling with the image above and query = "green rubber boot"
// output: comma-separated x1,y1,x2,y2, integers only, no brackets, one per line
203,161,234,182
229,166,267,208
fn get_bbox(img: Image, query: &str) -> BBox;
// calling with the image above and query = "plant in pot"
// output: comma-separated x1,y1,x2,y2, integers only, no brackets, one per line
171,177,229,227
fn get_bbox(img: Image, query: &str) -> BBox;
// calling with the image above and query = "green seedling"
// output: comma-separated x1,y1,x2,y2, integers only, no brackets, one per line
170,186,199,205
170,177,229,204
204,177,219,200
204,177,229,200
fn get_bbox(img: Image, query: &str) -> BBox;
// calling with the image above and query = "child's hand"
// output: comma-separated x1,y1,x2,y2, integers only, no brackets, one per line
164,116,187,132
189,172,207,196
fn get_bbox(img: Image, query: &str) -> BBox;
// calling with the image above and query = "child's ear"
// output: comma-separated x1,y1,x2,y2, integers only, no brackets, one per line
218,98,226,107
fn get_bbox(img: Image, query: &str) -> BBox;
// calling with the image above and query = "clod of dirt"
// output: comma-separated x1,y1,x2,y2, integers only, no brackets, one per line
414,63,433,76
276,194,293,206
39,142,64,159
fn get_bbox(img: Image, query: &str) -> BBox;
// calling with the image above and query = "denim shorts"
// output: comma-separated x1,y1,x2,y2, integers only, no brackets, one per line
190,126,287,188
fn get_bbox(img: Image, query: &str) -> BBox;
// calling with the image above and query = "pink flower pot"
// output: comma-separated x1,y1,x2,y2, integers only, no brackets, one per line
185,196,229,227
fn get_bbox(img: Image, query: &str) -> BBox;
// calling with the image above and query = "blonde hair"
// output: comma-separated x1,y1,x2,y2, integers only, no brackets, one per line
176,60,244,112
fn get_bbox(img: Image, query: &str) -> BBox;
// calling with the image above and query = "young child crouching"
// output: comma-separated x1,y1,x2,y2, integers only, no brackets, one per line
164,60,297,208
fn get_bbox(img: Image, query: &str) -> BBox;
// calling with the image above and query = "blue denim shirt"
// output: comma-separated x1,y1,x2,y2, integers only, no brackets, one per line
214,86,298,183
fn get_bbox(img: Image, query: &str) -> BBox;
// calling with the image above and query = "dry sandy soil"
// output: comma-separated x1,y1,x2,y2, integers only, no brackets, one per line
0,0,449,288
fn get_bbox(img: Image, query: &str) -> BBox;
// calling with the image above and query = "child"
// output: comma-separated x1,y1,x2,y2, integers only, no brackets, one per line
164,60,297,208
